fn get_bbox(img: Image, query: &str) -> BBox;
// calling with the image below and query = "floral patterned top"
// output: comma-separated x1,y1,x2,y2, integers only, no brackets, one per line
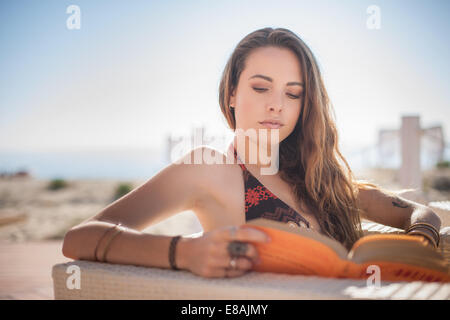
231,144,312,230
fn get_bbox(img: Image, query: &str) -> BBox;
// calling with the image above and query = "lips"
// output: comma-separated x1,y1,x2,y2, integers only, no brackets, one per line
259,121,284,129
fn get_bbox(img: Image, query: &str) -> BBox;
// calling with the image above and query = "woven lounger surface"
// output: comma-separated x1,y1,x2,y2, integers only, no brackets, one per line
52,222,450,300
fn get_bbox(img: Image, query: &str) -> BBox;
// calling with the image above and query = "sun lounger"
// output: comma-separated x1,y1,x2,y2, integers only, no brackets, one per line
52,221,450,299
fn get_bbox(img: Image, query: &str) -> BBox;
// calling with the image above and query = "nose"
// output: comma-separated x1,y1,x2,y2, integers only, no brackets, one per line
268,105,282,113
266,90,285,112
267,97,283,113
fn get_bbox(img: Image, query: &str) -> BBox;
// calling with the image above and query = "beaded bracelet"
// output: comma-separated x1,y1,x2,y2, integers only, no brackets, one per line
169,236,182,270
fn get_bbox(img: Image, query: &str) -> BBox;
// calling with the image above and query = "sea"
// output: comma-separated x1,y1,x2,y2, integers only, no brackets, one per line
0,148,168,180
0,144,447,180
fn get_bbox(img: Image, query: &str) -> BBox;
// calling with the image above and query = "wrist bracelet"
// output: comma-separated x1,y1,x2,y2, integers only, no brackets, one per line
406,222,439,237
94,223,121,261
408,225,440,247
102,226,123,263
169,236,182,270
406,222,440,247
407,229,437,248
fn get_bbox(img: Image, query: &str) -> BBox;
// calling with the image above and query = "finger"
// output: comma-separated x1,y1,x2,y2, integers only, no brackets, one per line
222,225,270,243
223,268,248,278
241,244,260,265
223,256,254,271
221,225,239,241
218,242,260,265
201,266,247,278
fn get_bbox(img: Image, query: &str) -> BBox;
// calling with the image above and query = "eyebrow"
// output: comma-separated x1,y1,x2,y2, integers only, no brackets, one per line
248,74,304,87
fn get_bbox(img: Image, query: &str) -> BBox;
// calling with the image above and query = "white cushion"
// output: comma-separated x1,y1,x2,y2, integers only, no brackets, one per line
52,221,450,300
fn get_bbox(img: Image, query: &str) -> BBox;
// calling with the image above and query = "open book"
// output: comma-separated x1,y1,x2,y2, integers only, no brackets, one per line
243,218,450,283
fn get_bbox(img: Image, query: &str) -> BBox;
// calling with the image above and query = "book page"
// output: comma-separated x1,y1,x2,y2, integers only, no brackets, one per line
349,236,449,273
244,218,349,260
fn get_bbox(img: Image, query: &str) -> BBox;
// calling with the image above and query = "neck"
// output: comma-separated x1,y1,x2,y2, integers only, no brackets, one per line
232,136,280,174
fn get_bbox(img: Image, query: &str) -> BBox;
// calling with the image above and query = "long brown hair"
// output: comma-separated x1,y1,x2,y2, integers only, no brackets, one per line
219,27,377,250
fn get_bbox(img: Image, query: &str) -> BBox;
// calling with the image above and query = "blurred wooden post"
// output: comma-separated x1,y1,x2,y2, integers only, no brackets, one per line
398,115,421,190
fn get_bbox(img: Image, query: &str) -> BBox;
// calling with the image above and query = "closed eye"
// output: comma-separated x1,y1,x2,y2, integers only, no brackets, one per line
253,87,302,99
288,93,301,99
253,87,267,93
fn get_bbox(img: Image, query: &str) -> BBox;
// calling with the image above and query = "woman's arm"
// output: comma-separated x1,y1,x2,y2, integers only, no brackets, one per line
357,187,442,236
62,147,270,278
62,147,209,266
80,152,211,231
62,218,268,278
62,220,193,269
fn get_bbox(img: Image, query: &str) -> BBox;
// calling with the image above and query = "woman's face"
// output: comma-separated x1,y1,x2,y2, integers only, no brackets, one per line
230,46,304,147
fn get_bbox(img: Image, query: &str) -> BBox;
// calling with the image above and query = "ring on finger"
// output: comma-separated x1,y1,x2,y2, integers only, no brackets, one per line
229,257,237,270
229,226,238,240
227,241,248,257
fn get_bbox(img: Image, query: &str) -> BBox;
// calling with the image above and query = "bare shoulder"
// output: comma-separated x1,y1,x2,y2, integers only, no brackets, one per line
82,145,243,231
184,145,243,199
153,145,238,203
186,146,245,228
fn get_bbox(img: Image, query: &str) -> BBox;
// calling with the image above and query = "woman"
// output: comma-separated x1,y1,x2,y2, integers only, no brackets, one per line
62,27,441,279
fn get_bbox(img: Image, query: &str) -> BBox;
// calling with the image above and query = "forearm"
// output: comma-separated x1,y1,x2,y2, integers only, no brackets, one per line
403,207,442,232
62,221,192,270
402,207,442,247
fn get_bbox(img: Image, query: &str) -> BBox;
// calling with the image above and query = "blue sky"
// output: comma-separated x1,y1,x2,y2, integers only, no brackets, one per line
1,0,449,156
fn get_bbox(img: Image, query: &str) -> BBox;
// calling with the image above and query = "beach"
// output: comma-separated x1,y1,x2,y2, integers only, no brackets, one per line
0,168,448,299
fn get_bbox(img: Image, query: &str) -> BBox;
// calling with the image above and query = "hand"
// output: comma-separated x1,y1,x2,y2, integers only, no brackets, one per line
178,225,270,278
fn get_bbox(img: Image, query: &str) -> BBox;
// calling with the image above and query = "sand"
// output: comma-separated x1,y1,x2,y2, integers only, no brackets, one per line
0,168,449,243
0,168,448,299
0,177,203,299
0,178,204,244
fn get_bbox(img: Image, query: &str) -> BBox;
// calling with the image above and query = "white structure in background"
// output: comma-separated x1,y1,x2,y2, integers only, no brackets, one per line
378,115,445,190
399,116,422,190
165,119,446,190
